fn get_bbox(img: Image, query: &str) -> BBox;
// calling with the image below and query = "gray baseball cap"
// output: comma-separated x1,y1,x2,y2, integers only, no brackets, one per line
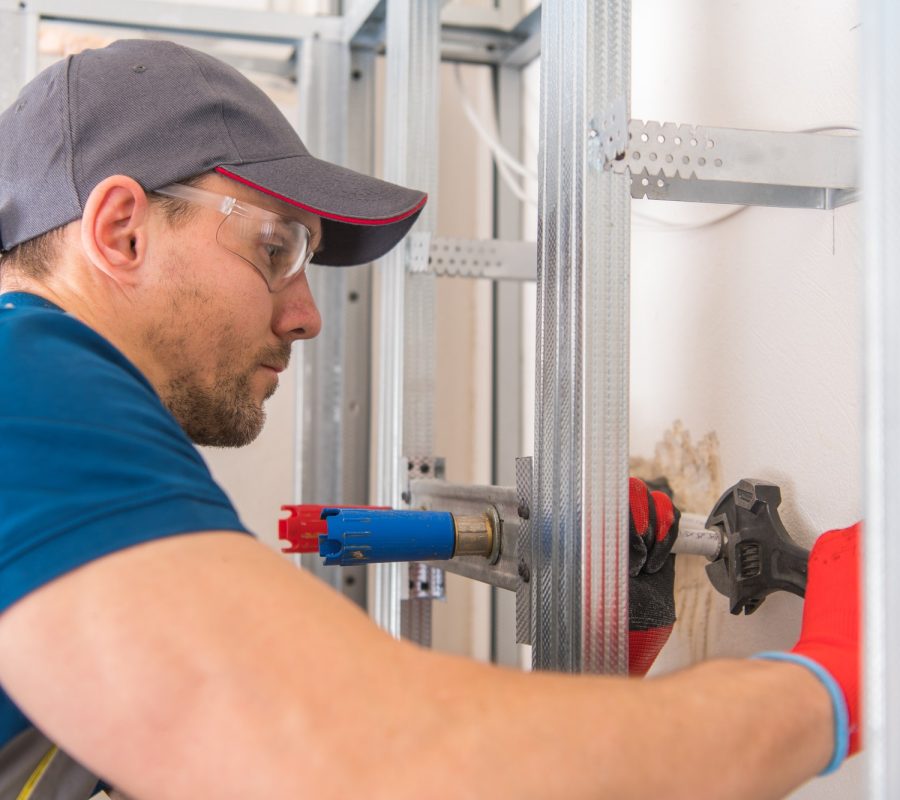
0,39,427,267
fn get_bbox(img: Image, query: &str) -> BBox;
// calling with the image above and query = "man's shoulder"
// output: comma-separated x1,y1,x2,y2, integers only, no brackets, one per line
0,301,156,409
0,300,129,366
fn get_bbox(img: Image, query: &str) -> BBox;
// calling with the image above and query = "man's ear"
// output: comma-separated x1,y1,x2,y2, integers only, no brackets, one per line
80,175,150,286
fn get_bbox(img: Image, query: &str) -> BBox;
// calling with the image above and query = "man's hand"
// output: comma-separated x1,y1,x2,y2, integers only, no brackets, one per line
754,520,861,775
792,523,861,754
628,477,680,676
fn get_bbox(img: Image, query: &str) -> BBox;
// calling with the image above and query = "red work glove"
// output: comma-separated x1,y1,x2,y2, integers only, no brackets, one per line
628,477,680,676
757,523,861,772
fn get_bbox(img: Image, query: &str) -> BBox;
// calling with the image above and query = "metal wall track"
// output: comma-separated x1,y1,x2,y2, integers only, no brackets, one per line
372,0,441,639
294,37,371,609
532,0,631,674
0,9,35,113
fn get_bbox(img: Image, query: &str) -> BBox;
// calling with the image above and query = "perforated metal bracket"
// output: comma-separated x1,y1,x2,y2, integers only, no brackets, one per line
402,457,447,604
612,120,858,209
407,232,433,274
426,237,537,281
405,456,446,485
408,562,446,600
515,456,533,645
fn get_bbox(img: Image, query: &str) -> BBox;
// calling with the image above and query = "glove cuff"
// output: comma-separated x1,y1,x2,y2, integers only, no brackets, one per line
753,651,849,776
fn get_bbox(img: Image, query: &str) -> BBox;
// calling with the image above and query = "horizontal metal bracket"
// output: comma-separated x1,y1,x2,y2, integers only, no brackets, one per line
407,562,446,600
21,0,343,43
613,120,858,209
409,478,521,593
348,0,538,64
425,237,537,281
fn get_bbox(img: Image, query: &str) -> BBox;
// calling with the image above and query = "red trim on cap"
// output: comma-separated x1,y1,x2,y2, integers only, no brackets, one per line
215,166,427,226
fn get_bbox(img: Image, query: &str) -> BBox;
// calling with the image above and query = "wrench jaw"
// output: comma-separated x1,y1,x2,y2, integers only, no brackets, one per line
704,480,811,615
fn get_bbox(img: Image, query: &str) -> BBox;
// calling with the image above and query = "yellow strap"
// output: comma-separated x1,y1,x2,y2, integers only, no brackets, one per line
15,745,58,800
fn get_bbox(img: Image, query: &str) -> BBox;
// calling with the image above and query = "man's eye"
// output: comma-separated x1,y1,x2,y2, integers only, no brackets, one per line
259,239,285,264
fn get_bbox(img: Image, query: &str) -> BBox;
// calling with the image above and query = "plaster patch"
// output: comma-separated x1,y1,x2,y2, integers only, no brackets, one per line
631,420,722,513
631,420,723,665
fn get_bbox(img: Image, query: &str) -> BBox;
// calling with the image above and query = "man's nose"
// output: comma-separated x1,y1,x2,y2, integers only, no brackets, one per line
273,273,322,341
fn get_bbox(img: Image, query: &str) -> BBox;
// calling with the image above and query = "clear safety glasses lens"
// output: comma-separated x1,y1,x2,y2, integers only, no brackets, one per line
216,212,312,293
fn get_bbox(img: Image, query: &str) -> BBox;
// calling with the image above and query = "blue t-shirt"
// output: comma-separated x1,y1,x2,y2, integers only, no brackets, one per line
0,292,251,747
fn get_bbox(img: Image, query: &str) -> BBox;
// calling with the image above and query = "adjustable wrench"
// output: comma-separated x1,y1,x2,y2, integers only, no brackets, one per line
675,479,810,615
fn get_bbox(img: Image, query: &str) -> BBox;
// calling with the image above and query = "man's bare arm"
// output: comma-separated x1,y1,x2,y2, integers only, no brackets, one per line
0,532,832,799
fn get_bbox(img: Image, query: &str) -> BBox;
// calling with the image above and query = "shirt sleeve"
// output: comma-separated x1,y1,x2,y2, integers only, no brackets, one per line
0,307,251,613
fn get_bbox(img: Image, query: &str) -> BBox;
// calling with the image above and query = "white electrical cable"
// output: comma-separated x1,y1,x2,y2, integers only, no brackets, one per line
452,66,859,233
452,65,537,183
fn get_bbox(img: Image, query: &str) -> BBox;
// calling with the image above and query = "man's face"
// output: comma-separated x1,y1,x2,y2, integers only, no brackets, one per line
142,173,322,447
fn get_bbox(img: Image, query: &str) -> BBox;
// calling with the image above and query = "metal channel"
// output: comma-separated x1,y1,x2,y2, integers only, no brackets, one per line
863,0,900,795
502,6,541,68
344,0,385,46
491,63,527,666
398,0,441,644
515,457,534,646
426,238,537,281
533,0,631,673
0,7,31,113
295,38,371,609
19,0,342,43
373,0,441,638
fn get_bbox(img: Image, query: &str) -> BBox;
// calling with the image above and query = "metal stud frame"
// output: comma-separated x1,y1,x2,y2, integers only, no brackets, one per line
532,0,631,674
294,37,372,609
372,0,442,638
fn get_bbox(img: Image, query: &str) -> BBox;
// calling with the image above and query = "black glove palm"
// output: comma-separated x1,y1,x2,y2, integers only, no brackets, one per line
628,477,680,676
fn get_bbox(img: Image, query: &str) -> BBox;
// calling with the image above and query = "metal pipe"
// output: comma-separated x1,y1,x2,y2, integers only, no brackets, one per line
453,514,495,557
675,512,723,560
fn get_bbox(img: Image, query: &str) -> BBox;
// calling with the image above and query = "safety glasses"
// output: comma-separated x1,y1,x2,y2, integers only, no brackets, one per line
153,183,315,293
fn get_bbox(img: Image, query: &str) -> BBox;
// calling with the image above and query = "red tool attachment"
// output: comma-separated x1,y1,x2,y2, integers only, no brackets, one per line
279,504,390,554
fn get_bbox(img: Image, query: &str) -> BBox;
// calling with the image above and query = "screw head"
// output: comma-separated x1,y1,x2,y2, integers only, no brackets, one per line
517,558,531,583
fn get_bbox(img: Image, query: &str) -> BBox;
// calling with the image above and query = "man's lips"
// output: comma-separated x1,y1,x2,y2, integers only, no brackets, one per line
261,363,286,374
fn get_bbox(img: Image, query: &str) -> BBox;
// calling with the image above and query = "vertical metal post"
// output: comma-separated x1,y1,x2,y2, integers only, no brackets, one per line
491,63,526,666
373,0,441,637
532,0,631,673
0,7,33,113
294,37,372,608
863,0,900,795
342,48,377,509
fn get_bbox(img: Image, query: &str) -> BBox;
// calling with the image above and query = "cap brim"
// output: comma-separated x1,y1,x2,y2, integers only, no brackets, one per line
215,159,426,267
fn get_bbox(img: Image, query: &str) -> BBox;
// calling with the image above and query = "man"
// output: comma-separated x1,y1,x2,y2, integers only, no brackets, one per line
0,40,859,799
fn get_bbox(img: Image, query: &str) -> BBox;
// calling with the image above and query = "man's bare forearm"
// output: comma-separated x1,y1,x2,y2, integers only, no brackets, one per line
0,534,831,799
383,651,831,800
